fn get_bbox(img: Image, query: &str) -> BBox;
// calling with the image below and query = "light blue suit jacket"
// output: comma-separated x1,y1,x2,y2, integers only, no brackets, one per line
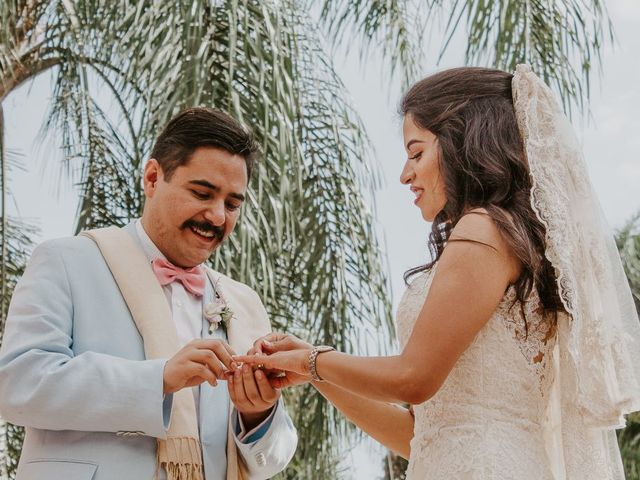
0,226,297,480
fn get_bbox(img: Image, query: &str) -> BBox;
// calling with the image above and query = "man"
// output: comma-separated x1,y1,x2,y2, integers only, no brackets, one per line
0,107,297,479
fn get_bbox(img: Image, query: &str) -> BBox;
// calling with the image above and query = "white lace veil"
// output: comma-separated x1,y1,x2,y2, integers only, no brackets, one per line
512,64,640,476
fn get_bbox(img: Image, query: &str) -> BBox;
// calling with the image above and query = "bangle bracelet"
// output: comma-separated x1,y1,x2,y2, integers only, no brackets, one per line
308,346,335,382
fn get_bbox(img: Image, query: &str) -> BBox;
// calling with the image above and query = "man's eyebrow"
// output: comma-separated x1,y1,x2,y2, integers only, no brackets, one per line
189,179,219,191
406,139,425,150
188,180,245,202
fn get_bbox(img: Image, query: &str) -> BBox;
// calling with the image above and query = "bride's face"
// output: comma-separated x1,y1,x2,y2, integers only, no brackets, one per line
400,115,447,222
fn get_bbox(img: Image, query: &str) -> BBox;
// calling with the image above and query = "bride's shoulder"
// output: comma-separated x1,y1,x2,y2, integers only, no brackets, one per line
448,208,521,282
450,208,504,248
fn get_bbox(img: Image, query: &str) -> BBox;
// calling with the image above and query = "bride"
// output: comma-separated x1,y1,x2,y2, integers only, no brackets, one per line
234,65,640,479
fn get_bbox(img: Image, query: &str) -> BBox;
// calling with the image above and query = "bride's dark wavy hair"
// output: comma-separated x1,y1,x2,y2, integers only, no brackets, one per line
401,66,564,313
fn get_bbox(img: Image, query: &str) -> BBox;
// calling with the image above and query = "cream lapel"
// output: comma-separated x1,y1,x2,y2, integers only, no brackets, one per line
81,226,204,479
203,269,267,355
205,269,253,480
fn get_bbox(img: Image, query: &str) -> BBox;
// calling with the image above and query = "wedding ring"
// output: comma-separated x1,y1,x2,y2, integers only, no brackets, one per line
256,363,265,370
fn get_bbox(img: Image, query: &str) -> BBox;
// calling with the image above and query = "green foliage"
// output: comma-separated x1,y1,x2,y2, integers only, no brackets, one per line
617,213,640,479
0,217,37,479
619,412,640,480
1,422,23,479
381,451,408,480
617,211,640,311
313,0,422,86
0,218,36,339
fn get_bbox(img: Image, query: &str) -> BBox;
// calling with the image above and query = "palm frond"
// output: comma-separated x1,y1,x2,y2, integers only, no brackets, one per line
425,0,612,114
0,1,61,101
43,63,141,230
3,1,394,476
312,0,423,87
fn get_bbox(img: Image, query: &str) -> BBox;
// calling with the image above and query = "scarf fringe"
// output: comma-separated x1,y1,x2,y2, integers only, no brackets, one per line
157,437,204,480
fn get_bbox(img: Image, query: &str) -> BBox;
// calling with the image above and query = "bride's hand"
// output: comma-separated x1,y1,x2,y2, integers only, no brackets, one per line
251,332,313,355
235,349,310,377
235,336,313,389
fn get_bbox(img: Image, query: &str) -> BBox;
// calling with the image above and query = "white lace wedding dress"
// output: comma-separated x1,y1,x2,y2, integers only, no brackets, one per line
395,267,626,480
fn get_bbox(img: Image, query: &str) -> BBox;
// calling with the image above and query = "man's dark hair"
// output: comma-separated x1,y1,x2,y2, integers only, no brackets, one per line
150,107,260,181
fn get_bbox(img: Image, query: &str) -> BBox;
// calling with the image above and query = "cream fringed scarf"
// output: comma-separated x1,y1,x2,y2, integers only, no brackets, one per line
81,227,203,480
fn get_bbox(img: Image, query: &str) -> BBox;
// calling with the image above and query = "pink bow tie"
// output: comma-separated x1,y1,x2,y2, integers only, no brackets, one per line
151,258,206,297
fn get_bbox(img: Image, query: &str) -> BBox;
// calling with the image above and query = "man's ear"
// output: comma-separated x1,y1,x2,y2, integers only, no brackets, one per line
143,159,163,198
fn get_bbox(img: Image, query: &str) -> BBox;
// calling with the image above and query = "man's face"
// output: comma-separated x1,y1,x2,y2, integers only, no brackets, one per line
141,146,248,268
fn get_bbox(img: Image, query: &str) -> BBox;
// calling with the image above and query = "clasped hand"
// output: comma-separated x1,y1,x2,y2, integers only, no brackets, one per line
234,333,316,389
162,339,280,428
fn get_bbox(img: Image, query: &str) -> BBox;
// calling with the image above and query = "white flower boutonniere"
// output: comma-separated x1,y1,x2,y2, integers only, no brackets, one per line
204,279,234,334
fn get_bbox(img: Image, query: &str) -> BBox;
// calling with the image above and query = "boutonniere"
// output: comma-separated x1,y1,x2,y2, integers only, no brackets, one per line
204,279,234,334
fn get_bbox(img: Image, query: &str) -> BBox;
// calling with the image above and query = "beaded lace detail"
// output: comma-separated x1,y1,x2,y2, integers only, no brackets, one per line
395,268,557,479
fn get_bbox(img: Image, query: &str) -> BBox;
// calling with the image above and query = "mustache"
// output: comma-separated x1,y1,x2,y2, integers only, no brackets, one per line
182,220,224,241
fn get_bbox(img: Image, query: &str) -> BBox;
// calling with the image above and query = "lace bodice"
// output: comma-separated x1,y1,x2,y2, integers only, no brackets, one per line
395,267,557,479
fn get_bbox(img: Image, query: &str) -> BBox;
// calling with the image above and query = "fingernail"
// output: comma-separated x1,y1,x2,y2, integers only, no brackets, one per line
243,364,250,373
235,368,241,378
255,369,264,379
231,362,238,370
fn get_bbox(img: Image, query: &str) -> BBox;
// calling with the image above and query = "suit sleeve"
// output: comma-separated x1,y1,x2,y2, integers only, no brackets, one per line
231,288,298,478
232,399,297,478
0,240,171,438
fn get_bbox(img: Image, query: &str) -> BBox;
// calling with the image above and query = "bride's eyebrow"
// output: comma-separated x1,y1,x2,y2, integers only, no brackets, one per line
405,139,425,150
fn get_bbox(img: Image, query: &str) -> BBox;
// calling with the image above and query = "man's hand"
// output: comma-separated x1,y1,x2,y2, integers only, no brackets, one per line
163,339,237,394
228,363,280,431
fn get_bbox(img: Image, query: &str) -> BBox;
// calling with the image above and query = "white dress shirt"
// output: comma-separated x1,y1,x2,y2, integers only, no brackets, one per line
134,220,281,479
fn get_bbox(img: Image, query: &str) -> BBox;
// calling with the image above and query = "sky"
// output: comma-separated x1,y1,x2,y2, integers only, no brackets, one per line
4,1,640,478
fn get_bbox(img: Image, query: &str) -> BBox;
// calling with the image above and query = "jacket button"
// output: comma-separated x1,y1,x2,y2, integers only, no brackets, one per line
116,431,144,437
